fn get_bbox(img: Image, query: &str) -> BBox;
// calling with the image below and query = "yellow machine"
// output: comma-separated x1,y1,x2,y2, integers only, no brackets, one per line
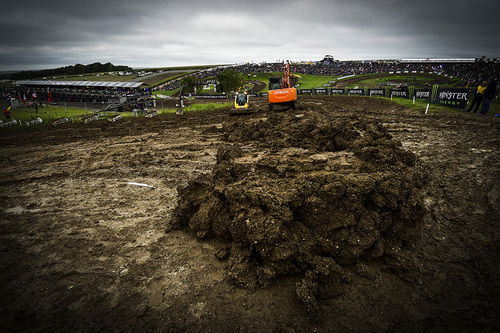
231,91,254,115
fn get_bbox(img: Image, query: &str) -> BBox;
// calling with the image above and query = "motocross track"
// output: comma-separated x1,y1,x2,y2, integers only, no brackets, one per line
0,96,498,332
332,74,454,88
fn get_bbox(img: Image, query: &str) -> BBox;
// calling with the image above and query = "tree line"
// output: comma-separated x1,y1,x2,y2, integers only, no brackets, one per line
10,62,133,80
180,69,244,93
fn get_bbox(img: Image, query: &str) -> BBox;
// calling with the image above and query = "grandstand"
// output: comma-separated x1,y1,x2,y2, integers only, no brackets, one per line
10,80,149,106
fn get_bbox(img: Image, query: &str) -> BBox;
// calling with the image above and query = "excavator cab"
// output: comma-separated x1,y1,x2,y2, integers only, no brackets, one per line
268,78,281,90
231,91,254,115
236,92,248,106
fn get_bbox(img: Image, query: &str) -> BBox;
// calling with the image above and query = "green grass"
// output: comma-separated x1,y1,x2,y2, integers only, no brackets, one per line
343,73,463,89
150,72,193,87
5,106,93,122
153,89,180,97
295,74,340,89
158,102,231,114
1,106,94,129
244,72,339,92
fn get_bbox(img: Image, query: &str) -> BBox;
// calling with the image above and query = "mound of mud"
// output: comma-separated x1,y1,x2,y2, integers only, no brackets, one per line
172,111,427,315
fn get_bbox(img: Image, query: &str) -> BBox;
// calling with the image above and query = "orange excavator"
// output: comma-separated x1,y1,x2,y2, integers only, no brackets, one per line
268,62,298,110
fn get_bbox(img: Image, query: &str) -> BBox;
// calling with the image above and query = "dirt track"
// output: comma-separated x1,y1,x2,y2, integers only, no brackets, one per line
0,96,499,332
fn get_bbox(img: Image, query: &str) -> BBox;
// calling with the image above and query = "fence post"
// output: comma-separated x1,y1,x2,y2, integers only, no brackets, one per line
431,84,439,102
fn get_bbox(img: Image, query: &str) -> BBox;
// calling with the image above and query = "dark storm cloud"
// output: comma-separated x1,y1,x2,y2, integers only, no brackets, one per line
1,0,499,70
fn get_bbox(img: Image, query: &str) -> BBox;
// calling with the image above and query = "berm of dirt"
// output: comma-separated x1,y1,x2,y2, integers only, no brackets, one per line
172,111,428,316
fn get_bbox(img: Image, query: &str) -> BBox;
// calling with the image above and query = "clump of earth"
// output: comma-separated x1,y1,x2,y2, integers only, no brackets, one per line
171,111,428,317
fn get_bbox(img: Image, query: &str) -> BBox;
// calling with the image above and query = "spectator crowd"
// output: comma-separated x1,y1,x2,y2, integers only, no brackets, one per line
155,59,499,92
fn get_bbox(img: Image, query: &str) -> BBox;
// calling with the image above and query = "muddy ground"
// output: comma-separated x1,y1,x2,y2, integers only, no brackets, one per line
0,96,498,332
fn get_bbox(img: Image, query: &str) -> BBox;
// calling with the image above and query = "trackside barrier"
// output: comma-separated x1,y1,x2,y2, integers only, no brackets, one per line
52,118,69,126
0,119,18,127
84,115,99,124
292,85,471,110
347,89,364,96
187,95,227,99
26,117,43,127
368,89,385,97
108,115,123,122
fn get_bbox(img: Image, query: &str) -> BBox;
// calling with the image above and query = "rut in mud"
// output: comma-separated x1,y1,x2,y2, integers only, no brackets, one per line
172,111,429,315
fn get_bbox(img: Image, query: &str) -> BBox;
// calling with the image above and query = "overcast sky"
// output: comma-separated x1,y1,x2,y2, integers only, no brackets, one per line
1,0,499,70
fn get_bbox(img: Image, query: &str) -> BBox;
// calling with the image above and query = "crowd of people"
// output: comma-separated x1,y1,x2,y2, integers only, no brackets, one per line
2,59,497,116
466,79,497,115
155,59,499,92
1,86,146,107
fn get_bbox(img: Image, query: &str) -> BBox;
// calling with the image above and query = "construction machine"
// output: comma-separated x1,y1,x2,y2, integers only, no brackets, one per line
230,90,254,115
268,63,298,111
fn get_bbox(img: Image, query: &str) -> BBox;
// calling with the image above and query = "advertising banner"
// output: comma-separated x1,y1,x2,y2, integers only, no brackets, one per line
298,89,313,95
414,89,432,100
191,95,227,99
436,88,468,108
314,88,328,95
260,92,268,97
330,89,344,95
368,89,385,97
347,89,364,95
390,89,409,98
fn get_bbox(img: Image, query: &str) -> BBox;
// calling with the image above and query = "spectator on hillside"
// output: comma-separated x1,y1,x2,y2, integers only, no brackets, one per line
478,79,497,115
467,80,487,112
3,105,12,119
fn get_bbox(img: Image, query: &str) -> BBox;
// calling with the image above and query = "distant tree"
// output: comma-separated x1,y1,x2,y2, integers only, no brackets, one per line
180,76,198,93
217,70,243,92
10,62,133,80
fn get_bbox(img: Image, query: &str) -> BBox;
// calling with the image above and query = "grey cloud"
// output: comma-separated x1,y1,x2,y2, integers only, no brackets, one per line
1,0,499,70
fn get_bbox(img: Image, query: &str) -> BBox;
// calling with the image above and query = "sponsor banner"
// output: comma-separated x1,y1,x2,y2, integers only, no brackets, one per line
390,89,409,98
322,84,330,87
414,89,432,100
330,89,344,95
298,89,313,95
314,88,329,95
368,89,385,97
260,92,268,97
247,93,258,97
436,88,468,108
191,94,227,99
347,89,364,95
